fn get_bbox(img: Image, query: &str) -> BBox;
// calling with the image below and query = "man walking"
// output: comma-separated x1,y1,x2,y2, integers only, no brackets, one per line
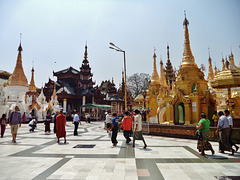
224,110,239,152
73,111,81,136
105,111,112,136
132,109,147,149
9,106,22,143
121,111,132,144
216,111,235,155
111,113,119,146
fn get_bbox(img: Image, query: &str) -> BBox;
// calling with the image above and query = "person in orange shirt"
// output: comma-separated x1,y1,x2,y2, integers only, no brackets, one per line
121,111,132,144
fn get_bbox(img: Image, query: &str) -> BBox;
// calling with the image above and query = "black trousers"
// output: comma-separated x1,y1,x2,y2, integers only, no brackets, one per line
45,121,51,132
111,126,118,144
123,130,131,143
229,128,236,146
74,121,79,135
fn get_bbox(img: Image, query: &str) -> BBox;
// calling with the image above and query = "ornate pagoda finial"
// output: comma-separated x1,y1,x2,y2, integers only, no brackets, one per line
18,33,23,52
222,53,225,70
153,47,156,58
207,48,214,81
151,49,160,83
29,64,36,91
182,11,196,67
167,43,170,60
84,42,88,60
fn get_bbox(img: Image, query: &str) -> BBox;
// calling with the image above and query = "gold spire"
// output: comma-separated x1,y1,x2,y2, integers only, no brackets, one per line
182,11,196,67
8,41,28,87
84,44,88,60
214,66,218,75
28,67,37,91
222,56,225,70
52,83,57,99
229,51,235,65
151,49,160,84
207,49,214,81
160,60,167,87
167,44,170,60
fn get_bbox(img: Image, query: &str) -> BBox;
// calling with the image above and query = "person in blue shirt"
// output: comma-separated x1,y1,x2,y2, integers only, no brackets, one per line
111,113,119,146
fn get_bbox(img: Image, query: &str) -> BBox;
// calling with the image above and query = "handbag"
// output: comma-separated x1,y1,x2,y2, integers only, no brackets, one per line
195,131,203,140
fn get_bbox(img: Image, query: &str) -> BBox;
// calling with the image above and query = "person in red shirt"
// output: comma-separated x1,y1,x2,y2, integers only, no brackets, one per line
121,111,132,144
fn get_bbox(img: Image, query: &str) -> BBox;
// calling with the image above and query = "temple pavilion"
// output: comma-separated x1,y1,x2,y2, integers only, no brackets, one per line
43,45,105,113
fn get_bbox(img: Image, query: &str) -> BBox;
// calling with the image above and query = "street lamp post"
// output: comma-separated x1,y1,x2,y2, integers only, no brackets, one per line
109,42,127,110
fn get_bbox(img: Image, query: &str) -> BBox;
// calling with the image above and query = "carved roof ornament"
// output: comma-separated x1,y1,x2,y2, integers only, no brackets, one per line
182,11,197,67
8,34,28,87
169,88,190,105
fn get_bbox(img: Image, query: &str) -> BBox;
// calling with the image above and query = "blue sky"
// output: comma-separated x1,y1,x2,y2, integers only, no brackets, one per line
0,0,240,88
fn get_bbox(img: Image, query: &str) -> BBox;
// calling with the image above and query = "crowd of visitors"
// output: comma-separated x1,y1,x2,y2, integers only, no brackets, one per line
0,107,239,156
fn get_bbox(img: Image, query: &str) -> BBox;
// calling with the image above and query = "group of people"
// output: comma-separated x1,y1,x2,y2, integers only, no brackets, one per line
105,110,147,148
1,106,239,154
196,110,239,156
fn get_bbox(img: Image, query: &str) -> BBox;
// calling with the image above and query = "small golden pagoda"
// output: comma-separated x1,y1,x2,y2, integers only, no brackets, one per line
145,49,169,123
145,51,161,122
165,13,216,125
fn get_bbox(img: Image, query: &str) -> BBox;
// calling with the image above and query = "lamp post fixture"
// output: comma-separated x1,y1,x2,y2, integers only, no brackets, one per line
109,42,127,110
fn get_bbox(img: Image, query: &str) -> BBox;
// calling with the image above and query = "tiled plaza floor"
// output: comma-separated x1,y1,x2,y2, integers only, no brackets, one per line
0,121,239,180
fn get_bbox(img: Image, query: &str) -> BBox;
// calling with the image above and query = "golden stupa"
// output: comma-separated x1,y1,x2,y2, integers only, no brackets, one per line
8,43,28,87
164,13,216,125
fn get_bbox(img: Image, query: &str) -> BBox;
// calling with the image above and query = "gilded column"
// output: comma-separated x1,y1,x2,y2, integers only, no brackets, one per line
184,103,191,125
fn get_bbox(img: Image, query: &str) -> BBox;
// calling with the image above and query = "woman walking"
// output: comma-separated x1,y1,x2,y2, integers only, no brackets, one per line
196,112,214,156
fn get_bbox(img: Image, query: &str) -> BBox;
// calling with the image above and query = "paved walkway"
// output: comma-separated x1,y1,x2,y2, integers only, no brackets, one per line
0,121,239,180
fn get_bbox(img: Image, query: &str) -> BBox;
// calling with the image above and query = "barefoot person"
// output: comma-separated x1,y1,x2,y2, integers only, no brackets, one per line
132,110,147,149
111,113,119,146
9,106,22,143
196,112,214,155
56,110,66,144
216,111,235,155
121,111,132,144
224,110,239,152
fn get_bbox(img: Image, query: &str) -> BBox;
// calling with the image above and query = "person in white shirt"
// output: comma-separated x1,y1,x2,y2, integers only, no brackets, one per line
73,111,81,136
105,111,112,136
132,109,147,149
224,109,239,152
